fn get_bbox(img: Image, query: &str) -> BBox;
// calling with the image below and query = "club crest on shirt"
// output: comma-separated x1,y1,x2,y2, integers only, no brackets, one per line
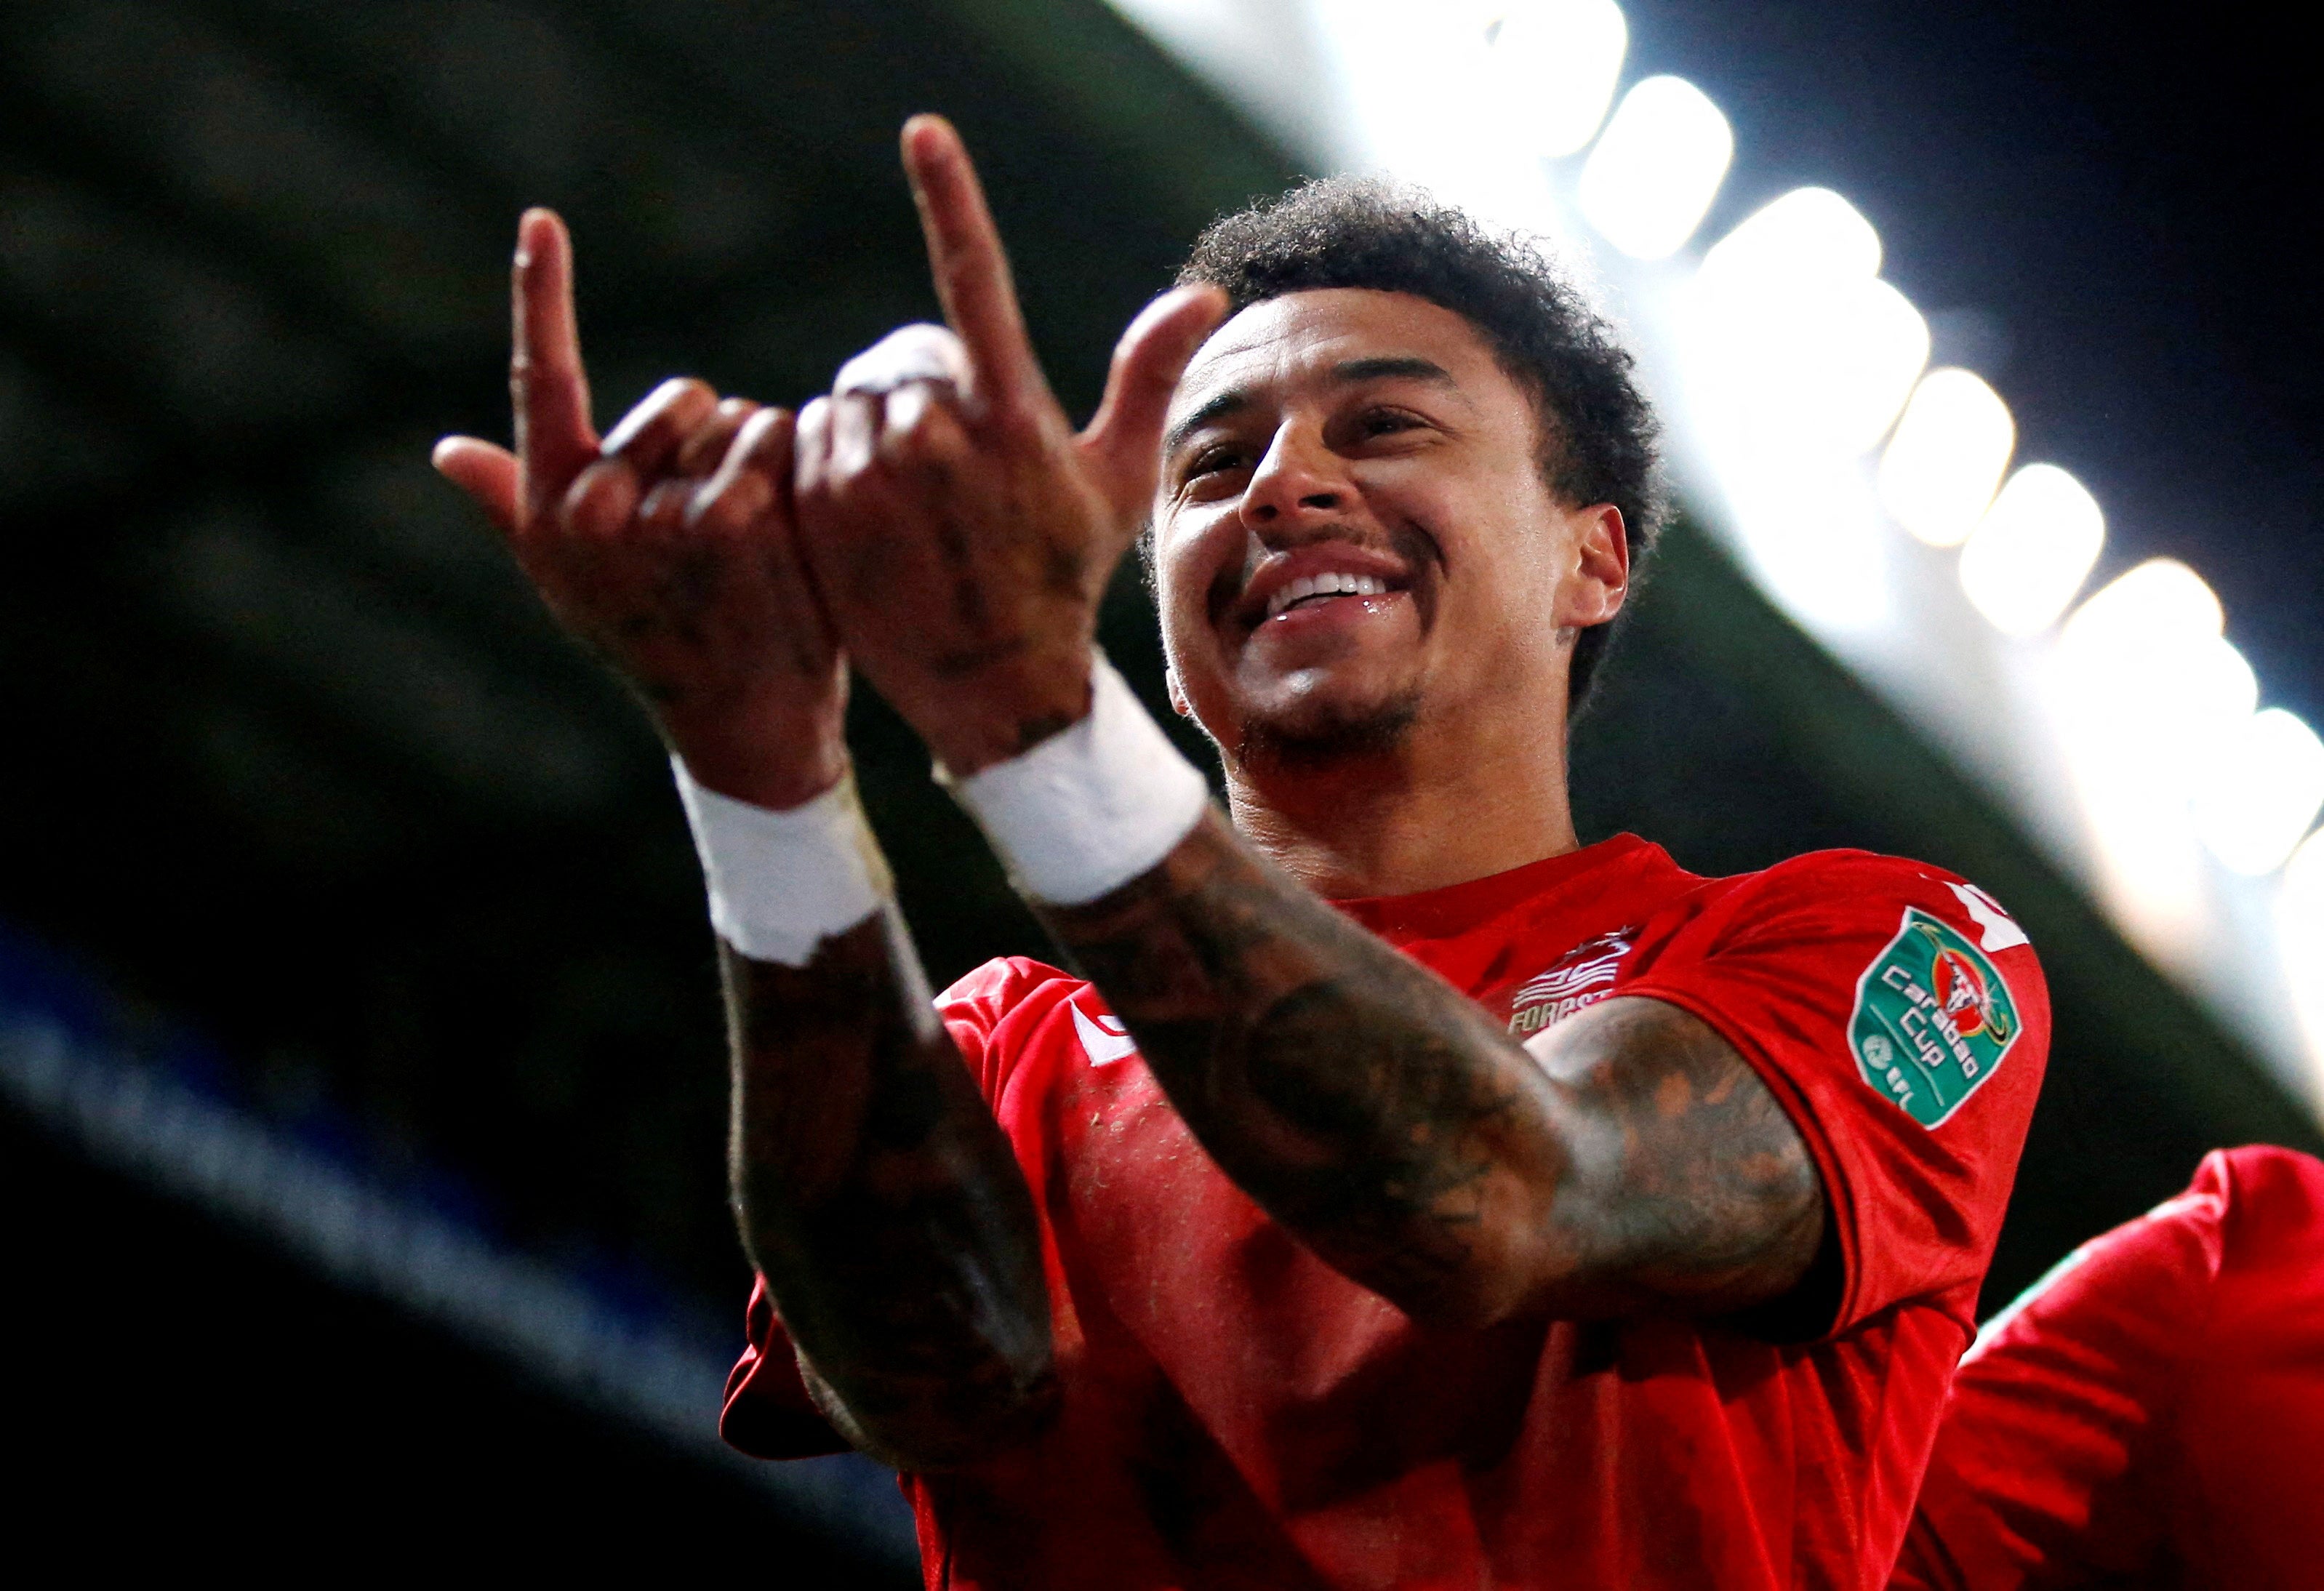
1506,929,1638,1038
1850,907,2022,1128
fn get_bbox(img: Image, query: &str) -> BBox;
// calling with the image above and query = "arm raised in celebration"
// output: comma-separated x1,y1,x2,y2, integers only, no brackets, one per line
792,121,1824,1333
433,212,1054,1467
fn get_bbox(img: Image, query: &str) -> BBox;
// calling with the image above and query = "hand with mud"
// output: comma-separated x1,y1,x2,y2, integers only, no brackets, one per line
790,116,1226,778
433,209,846,810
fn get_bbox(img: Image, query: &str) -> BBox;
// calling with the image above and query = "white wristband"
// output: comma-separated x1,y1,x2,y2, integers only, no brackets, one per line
670,758,894,967
949,656,1211,906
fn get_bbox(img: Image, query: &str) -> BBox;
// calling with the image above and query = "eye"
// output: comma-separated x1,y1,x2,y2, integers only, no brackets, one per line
1360,407,1425,438
1181,444,1249,484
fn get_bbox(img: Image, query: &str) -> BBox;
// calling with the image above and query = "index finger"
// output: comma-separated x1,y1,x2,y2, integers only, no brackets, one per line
899,116,1048,418
511,207,598,526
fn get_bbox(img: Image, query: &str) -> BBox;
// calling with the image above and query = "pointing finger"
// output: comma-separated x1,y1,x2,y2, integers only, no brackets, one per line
510,208,598,528
899,115,1048,420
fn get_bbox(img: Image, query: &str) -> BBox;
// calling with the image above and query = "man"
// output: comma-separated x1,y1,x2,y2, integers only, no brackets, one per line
1892,1144,2324,1590
436,118,2048,1588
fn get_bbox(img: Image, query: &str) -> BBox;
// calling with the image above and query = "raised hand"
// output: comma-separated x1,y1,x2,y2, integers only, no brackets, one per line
433,209,845,809
790,116,1226,778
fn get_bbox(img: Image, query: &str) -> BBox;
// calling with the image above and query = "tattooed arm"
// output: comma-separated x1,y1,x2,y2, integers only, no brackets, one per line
723,912,1057,1468
434,209,1054,1470
777,124,1822,1334
1038,811,1827,1331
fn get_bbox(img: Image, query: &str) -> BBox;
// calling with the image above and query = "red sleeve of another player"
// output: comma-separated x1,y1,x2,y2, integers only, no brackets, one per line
2169,1145,2324,1587
718,956,1037,1461
1620,852,2050,1334
1888,1161,2229,1590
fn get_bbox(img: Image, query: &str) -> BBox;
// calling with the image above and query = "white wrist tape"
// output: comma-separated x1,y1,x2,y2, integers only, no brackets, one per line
670,758,894,967
949,656,1211,906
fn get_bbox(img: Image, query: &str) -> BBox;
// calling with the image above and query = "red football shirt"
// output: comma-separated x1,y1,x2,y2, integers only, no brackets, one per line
1891,1145,2324,1591
726,836,2050,1590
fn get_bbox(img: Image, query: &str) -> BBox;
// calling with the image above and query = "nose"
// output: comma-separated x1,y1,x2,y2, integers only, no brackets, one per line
1238,420,1349,538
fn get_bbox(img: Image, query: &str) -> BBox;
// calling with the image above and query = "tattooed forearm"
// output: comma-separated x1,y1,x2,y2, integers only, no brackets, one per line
1036,811,1824,1327
724,904,1057,1467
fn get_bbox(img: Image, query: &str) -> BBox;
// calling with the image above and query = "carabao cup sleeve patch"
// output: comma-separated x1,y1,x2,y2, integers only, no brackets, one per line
1850,907,2024,1128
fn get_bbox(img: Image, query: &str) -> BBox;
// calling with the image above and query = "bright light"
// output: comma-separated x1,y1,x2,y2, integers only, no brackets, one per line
1958,464,2104,634
2063,557,2223,651
2051,560,2250,964
1576,76,1733,259
1684,188,1929,460
1488,0,1629,158
1877,369,2016,547
2190,710,2324,875
2055,559,2255,789
2280,830,2324,1094
1718,456,1893,633
1702,185,1883,281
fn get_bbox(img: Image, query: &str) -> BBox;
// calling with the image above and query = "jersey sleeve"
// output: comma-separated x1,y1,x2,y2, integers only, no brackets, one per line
2166,1145,2324,1589
1618,851,2050,1334
718,955,1061,1461
720,1273,851,1459
1887,1162,2229,1590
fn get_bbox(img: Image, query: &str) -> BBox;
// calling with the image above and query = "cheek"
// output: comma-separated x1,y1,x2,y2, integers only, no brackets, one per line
1153,510,1238,647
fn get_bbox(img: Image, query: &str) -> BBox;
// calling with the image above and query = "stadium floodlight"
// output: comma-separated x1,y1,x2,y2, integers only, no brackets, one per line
1487,0,1630,158
1576,75,1733,259
1718,456,1892,633
2062,556,2224,649
2190,709,2324,875
1957,463,2104,634
1684,188,1928,462
1876,369,2016,548
1701,185,1883,282
2056,560,2256,798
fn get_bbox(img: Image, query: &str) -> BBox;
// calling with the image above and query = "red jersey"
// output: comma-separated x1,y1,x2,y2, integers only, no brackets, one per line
1892,1145,2324,1591
725,836,2049,1589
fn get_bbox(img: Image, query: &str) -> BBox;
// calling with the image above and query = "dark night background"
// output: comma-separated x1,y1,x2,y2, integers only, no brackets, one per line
1640,0,2324,729
1,1,2316,1574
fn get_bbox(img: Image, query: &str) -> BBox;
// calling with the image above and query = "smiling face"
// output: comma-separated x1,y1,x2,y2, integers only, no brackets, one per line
1153,287,1629,778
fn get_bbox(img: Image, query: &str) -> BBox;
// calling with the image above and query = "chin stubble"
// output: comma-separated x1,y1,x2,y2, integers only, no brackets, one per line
1233,686,1425,773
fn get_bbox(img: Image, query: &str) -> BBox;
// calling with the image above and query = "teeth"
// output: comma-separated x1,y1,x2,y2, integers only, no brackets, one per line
1266,571,1390,619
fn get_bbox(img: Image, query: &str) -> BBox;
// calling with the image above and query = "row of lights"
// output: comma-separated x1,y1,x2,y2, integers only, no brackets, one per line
1478,0,2322,1043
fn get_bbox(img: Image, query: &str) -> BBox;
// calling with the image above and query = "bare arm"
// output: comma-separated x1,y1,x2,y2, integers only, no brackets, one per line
723,911,1055,1467
788,124,1825,1334
1039,812,1826,1329
433,209,1053,1468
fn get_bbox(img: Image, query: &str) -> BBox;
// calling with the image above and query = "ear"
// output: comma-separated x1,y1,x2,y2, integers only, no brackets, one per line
1165,665,1192,718
1560,503,1630,630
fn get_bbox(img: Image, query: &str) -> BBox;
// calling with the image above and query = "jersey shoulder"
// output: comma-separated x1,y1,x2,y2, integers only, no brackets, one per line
934,955,1092,1105
2199,1145,2324,1306
935,953,1083,1023
1698,847,2003,913
1648,848,2043,977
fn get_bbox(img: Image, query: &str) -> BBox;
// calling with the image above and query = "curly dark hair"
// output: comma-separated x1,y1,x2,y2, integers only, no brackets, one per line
1174,176,1664,715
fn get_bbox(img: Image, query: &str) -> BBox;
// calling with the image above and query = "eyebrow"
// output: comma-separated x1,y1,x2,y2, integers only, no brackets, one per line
1331,355,1456,387
1163,390,1251,459
1163,356,1461,459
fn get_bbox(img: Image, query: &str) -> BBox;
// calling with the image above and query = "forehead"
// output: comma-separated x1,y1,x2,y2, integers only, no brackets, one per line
1168,287,1515,424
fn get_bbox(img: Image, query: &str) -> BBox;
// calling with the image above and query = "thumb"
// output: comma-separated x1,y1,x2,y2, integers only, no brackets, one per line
1078,284,1228,515
433,436,521,539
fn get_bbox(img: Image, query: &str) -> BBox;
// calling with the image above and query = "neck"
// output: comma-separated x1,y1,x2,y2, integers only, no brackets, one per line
1221,706,1579,899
